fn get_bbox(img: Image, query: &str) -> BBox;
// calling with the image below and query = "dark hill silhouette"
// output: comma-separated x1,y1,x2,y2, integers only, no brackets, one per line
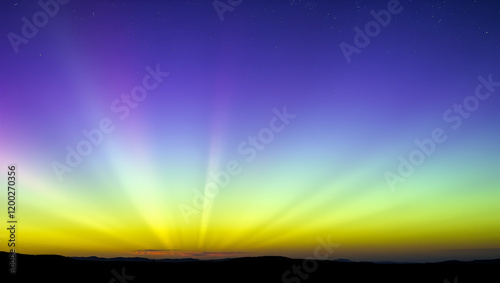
2,252,498,283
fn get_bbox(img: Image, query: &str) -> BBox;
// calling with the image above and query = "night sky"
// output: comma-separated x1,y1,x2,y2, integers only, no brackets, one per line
1,0,500,262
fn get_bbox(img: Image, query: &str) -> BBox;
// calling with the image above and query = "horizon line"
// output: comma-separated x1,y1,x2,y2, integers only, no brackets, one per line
3,251,500,264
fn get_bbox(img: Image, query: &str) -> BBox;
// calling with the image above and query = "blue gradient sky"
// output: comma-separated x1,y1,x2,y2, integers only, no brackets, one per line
0,0,499,262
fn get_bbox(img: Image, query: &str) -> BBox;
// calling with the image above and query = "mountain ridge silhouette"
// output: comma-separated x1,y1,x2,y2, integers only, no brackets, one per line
2,251,499,283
